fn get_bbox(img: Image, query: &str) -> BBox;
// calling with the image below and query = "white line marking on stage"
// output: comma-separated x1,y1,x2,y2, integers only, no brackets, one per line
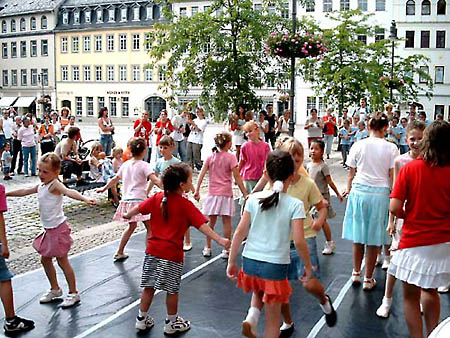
74,252,226,338
306,261,366,338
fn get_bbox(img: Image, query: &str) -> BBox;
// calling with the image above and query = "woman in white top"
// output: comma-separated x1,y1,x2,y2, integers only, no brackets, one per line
277,109,291,136
257,110,269,141
186,108,207,170
342,113,399,291
304,108,324,148
98,107,115,156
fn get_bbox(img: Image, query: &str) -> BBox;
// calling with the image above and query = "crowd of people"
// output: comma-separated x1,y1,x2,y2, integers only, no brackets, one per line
0,101,447,338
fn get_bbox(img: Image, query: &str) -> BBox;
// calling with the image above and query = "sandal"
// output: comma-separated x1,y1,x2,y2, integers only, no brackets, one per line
351,270,361,285
113,253,129,261
363,277,377,291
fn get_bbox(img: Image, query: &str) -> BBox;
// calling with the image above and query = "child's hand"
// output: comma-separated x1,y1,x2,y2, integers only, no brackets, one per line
123,212,131,220
337,193,344,202
1,245,9,259
387,221,395,235
95,187,106,193
342,189,350,198
220,238,231,250
86,198,96,205
194,192,200,202
226,263,239,281
299,266,313,284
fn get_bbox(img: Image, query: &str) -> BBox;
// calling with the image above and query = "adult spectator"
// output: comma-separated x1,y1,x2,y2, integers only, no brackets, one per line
17,117,37,177
10,116,23,175
186,107,207,170
338,107,350,128
353,98,371,122
1,110,14,155
98,107,115,156
154,109,174,158
60,107,70,130
55,127,85,186
304,108,324,147
38,114,55,155
171,110,188,162
134,110,152,162
384,103,394,120
230,104,246,160
257,110,269,141
408,104,417,124
277,109,291,136
264,103,277,148
322,108,337,159
50,111,62,144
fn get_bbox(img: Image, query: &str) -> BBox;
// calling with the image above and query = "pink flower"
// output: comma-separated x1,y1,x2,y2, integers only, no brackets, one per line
308,45,312,49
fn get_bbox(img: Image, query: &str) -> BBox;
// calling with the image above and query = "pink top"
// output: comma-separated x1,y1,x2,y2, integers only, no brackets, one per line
0,185,7,212
239,140,270,180
18,126,36,147
116,159,153,200
205,151,238,197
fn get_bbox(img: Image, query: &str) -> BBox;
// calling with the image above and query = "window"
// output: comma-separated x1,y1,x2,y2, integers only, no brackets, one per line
98,97,105,112
306,97,316,113
282,3,290,17
85,10,91,23
122,97,129,116
437,0,446,14
358,0,368,11
97,8,103,23
419,66,429,83
159,65,166,81
133,6,140,21
1,20,5,33
31,69,37,85
11,42,17,58
107,65,114,81
254,4,262,12
74,11,80,24
72,66,80,81
421,31,430,48
435,66,444,84
421,0,431,15
436,31,446,48
405,31,415,48
41,16,47,29
434,105,444,119
180,7,187,17
94,66,102,81
108,8,115,22
21,69,27,86
63,12,69,24
119,34,127,51
11,70,17,86
83,36,91,52
376,0,386,11
132,33,140,50
87,97,94,116
30,40,37,57
41,40,48,56
109,97,117,116
61,66,68,81
144,33,151,50
2,70,8,87
10,20,16,32
2,43,7,58
83,66,91,81
121,7,127,21
30,17,36,30
72,36,79,53
41,69,48,86
95,35,102,52
358,35,367,45
61,37,68,53
340,0,350,10
119,65,127,81
406,0,416,15
20,18,25,31
20,41,26,57
146,6,153,20
76,97,82,116
107,34,114,51
132,65,140,81
145,67,153,81
192,6,199,15
375,28,385,42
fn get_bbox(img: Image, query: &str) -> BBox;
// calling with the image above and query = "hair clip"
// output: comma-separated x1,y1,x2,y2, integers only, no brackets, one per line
162,197,168,203
272,180,283,193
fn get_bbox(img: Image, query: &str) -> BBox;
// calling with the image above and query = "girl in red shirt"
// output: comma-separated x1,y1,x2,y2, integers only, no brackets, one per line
123,162,230,335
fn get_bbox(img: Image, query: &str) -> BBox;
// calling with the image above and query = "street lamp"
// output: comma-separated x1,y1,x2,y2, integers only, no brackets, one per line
389,20,398,102
288,0,297,136
38,72,45,117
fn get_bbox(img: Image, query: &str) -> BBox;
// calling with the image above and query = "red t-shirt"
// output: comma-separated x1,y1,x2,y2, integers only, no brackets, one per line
322,116,336,135
133,120,152,146
139,192,208,262
155,120,174,146
390,158,450,249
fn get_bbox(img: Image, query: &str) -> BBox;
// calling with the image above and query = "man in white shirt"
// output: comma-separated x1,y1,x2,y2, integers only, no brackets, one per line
352,98,372,122
171,110,188,162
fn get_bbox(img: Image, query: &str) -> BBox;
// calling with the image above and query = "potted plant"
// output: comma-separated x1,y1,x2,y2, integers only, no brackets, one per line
267,32,327,59
379,76,405,89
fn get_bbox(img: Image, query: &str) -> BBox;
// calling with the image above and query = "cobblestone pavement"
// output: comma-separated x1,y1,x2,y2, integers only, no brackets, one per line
3,122,348,275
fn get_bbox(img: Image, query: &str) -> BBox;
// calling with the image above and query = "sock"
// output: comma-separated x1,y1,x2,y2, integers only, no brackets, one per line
382,296,393,306
138,310,147,318
320,299,332,314
280,321,293,330
5,316,16,323
245,307,260,325
167,314,177,322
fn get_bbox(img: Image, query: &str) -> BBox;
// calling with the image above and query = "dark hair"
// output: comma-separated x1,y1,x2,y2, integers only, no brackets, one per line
159,135,175,147
67,126,80,139
420,120,450,167
213,131,232,152
129,137,147,157
310,108,318,114
406,120,425,135
160,162,191,221
259,150,294,211
391,116,399,122
98,107,108,118
259,110,267,118
418,111,427,118
400,117,408,123
368,113,389,131
311,139,325,152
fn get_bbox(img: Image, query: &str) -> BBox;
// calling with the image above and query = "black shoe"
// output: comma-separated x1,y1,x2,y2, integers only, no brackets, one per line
279,323,294,338
324,295,337,327
76,179,89,187
4,316,35,336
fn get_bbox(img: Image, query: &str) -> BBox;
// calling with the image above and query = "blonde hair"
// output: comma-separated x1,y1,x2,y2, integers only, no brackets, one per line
40,152,61,172
112,146,123,158
243,120,259,133
91,141,102,152
159,135,175,147
275,136,309,177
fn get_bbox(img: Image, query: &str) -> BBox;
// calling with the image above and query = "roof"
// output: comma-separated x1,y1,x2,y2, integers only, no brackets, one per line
62,0,140,7
0,0,65,17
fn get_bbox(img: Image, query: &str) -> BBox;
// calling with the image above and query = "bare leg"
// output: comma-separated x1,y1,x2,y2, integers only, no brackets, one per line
116,222,137,255
0,281,15,318
111,185,119,205
205,216,218,248
420,288,440,336
364,245,379,279
281,302,293,326
264,302,282,338
402,281,424,338
166,293,179,316
41,256,60,290
384,273,397,299
140,287,156,312
236,146,241,161
56,255,77,294
222,216,232,241
184,229,191,246
352,243,364,272
322,221,332,242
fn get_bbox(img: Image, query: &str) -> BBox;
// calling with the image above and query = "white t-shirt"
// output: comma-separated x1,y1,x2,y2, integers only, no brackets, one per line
2,118,13,139
170,114,186,142
187,118,207,144
117,159,154,200
305,117,323,138
346,137,399,188
257,120,268,140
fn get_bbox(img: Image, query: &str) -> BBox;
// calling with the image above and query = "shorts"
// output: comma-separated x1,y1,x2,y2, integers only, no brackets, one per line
2,166,10,175
0,244,14,282
140,254,183,294
287,238,321,280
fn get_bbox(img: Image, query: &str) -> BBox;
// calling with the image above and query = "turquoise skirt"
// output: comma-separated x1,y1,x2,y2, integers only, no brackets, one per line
342,183,391,246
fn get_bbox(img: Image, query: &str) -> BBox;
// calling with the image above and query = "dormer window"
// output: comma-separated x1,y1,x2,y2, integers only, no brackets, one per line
96,8,103,23
74,10,80,24
10,20,16,32
20,18,25,31
30,17,36,30
108,7,115,22
146,5,153,20
85,10,91,23
133,6,140,21
41,16,47,29
62,12,69,25
121,7,127,22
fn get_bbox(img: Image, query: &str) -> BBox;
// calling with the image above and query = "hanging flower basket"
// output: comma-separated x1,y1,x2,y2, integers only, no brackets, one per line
379,76,405,89
37,97,50,104
279,94,290,102
266,32,327,59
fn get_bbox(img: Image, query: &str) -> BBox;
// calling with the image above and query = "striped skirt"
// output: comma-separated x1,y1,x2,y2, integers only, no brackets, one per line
140,254,183,294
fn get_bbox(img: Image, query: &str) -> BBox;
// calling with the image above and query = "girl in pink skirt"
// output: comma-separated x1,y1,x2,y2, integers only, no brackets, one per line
97,137,161,261
194,132,248,258
6,153,96,308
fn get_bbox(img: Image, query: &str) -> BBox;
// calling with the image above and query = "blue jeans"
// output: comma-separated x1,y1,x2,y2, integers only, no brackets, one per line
100,134,113,156
173,139,187,162
341,144,350,165
323,134,334,155
22,145,36,175
399,145,409,154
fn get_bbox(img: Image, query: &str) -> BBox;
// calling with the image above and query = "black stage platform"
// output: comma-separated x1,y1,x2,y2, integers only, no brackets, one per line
2,198,449,337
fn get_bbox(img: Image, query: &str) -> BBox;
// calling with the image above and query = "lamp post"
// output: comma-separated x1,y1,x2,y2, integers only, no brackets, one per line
389,20,398,102
288,0,297,136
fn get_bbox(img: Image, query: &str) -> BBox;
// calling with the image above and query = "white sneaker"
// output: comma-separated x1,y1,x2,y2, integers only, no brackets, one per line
202,247,211,257
382,257,391,270
39,288,63,303
376,297,393,318
60,292,80,308
221,249,229,259
135,315,154,331
164,316,191,334
322,241,336,255
376,254,383,266
438,285,450,293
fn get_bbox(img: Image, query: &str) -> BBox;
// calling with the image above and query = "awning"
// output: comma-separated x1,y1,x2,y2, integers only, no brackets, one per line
13,96,36,108
0,97,18,108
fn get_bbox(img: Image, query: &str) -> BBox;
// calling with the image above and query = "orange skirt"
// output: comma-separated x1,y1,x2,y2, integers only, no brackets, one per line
237,270,292,305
